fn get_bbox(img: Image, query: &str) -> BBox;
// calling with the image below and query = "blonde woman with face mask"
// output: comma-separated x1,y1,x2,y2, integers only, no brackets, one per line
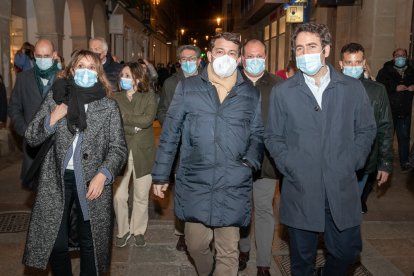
113,62,158,248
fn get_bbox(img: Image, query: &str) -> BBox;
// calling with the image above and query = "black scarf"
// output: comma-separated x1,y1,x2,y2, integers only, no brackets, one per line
52,78,107,134
34,60,59,97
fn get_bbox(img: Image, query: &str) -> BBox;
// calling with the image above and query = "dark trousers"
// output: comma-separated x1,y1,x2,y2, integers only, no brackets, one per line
49,170,96,276
393,115,411,167
287,198,362,276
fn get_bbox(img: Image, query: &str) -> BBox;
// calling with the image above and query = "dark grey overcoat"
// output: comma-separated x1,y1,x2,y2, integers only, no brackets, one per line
23,91,127,273
265,65,377,232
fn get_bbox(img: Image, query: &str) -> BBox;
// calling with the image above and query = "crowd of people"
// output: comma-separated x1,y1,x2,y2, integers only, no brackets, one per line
1,22,414,276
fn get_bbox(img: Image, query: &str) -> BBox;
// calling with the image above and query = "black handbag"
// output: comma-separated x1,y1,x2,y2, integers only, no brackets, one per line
22,135,55,191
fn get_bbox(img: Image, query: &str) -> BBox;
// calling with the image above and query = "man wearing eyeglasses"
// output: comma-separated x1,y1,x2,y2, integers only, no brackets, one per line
9,38,61,189
157,44,202,253
152,32,264,275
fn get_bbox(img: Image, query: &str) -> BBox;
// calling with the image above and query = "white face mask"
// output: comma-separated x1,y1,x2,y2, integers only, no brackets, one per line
212,55,238,78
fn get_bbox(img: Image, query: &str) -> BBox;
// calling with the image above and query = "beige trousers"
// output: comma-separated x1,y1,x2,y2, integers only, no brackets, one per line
185,222,239,276
114,152,152,237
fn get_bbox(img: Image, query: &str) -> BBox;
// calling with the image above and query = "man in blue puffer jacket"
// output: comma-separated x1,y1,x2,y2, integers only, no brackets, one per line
152,32,264,276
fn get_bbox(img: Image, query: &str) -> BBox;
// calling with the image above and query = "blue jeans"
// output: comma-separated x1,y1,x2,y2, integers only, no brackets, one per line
393,115,411,167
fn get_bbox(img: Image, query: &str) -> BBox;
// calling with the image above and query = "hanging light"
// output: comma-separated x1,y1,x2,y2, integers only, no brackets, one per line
152,0,160,5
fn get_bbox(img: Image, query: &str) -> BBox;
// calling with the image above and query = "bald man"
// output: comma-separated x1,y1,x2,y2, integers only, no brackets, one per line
9,38,61,189
89,37,122,92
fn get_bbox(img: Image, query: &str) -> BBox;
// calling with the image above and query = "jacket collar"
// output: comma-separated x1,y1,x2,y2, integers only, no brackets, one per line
200,66,246,87
288,63,347,89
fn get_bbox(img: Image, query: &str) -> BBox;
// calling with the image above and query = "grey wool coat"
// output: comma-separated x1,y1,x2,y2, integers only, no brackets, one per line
23,91,128,273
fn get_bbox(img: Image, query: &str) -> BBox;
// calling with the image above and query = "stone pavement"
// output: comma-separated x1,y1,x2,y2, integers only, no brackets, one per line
0,149,413,275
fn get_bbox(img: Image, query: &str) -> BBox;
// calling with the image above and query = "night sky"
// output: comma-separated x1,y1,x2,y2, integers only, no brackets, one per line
176,0,222,50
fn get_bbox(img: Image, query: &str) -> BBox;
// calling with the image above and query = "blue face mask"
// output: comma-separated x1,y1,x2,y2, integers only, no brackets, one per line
120,78,133,91
74,68,98,88
57,63,63,70
244,58,266,76
181,61,198,75
296,52,323,76
394,57,407,68
35,57,54,71
342,66,364,79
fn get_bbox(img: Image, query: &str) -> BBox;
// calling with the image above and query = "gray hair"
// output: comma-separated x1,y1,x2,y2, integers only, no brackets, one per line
89,37,108,51
176,45,201,59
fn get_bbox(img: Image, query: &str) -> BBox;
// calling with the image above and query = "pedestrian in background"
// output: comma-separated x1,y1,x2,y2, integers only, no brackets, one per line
9,39,61,189
238,39,283,276
14,42,34,73
113,62,157,248
376,48,414,173
89,37,123,92
22,49,127,275
157,44,203,253
339,42,393,213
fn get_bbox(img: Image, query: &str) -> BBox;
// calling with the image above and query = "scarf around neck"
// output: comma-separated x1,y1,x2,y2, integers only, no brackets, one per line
52,78,107,134
207,64,237,103
34,60,59,96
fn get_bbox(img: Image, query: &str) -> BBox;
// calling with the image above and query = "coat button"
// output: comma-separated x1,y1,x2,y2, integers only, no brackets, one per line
83,153,88,160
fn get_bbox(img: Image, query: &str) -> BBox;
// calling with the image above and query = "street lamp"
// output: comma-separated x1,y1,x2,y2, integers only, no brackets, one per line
181,29,185,36
205,35,209,41
216,17,221,26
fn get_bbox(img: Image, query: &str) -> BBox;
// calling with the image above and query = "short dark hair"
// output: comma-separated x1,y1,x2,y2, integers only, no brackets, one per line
291,23,332,50
340,42,365,59
241,39,266,56
392,48,408,57
209,32,241,55
177,45,201,59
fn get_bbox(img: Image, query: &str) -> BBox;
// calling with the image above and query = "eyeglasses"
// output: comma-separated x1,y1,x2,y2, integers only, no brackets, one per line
212,48,239,59
179,56,198,63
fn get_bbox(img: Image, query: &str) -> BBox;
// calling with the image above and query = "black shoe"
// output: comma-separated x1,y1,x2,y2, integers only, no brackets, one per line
176,235,187,252
257,266,271,276
238,251,249,271
361,201,368,213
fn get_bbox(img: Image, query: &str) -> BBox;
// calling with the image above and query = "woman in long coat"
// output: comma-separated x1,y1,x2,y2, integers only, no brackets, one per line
113,62,157,247
23,49,127,275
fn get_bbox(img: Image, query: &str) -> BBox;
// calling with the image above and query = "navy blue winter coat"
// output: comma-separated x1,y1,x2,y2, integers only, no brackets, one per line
152,67,264,227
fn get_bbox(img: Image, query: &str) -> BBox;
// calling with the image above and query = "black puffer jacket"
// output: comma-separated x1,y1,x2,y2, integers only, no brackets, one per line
360,77,394,174
376,60,414,116
152,67,264,227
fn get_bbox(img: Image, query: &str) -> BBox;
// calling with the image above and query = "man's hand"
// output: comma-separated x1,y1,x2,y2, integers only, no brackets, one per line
153,183,169,199
377,170,389,186
86,172,106,200
50,104,68,126
396,84,408,92
407,85,414,92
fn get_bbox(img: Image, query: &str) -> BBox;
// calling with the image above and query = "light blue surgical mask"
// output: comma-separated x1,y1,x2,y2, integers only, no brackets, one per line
342,66,364,79
244,58,266,76
74,68,98,88
120,77,133,91
394,57,407,68
35,57,54,71
57,63,63,70
296,51,323,76
181,61,198,75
